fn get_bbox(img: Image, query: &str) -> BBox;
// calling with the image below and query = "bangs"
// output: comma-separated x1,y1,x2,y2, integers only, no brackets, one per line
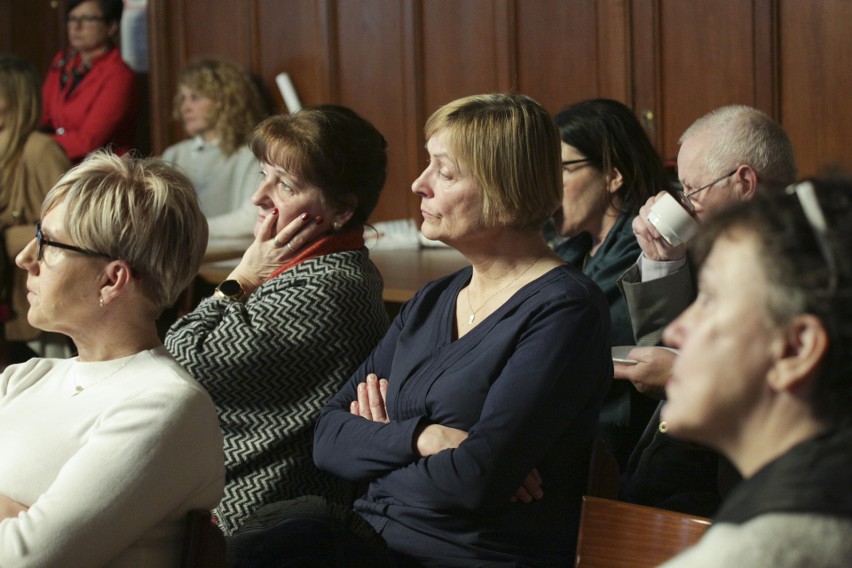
250,120,314,182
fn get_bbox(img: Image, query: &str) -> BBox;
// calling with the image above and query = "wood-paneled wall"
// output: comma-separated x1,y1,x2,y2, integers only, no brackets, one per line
7,1,844,224
779,0,852,178
147,0,851,223
148,0,648,222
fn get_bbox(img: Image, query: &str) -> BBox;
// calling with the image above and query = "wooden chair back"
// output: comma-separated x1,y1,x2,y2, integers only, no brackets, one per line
574,496,711,567
181,509,226,568
585,437,620,499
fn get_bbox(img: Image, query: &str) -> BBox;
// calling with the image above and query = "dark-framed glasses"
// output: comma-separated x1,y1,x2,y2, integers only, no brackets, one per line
65,14,106,25
674,168,738,214
35,221,113,263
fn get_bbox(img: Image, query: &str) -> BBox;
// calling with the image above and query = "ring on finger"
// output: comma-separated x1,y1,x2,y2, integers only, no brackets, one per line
273,237,281,247
286,241,294,252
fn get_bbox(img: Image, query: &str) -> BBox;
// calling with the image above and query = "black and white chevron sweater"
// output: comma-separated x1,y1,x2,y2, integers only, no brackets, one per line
165,249,388,535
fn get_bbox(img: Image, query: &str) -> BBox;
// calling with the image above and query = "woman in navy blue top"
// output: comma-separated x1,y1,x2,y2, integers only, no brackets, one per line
312,93,613,567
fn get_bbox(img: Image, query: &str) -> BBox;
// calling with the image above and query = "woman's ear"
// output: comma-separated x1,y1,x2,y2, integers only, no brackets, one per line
332,209,355,231
98,260,135,307
768,314,829,393
332,194,357,229
607,168,624,194
107,21,120,40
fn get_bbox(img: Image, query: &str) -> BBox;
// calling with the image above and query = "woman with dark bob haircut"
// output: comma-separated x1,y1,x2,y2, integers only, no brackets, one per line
659,177,852,566
166,105,390,535
227,94,612,567
545,98,668,469
0,151,223,566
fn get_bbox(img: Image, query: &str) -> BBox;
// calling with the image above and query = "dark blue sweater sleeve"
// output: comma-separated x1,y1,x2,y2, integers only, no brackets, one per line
313,296,425,481
315,272,612,509
374,296,610,511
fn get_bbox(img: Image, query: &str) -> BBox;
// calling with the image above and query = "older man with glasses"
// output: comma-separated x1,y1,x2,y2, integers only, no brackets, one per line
613,104,798,518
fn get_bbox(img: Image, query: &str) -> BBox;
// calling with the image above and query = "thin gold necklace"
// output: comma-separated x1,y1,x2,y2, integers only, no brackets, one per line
72,353,139,396
465,257,541,325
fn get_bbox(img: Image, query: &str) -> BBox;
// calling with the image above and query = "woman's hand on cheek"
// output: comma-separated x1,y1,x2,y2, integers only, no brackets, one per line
229,210,326,293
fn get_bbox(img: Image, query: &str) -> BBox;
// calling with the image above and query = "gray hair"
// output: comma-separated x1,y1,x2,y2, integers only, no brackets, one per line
680,105,797,190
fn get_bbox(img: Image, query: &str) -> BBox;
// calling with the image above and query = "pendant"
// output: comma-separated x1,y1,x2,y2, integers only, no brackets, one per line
468,314,476,324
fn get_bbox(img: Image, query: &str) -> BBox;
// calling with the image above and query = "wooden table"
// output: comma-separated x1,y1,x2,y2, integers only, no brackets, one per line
196,247,469,304
370,247,469,303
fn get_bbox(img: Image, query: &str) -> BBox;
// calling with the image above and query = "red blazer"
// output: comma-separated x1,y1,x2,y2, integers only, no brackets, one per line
41,47,138,163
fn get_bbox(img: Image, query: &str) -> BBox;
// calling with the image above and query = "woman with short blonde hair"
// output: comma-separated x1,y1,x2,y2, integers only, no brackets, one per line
0,151,223,566
424,93,562,230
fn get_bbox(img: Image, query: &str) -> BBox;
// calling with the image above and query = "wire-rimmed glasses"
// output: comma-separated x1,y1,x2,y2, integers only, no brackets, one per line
673,168,738,216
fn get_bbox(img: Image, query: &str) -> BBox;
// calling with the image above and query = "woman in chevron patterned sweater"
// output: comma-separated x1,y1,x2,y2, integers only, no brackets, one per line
165,105,390,535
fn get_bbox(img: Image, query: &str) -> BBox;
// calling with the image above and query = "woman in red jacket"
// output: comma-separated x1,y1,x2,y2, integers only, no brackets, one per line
41,0,137,163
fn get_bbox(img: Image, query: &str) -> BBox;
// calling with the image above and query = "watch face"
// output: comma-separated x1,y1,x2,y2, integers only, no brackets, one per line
218,280,243,296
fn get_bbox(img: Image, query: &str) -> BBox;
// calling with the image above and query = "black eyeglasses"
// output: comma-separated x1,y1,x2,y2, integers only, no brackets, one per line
35,221,113,263
562,158,591,172
65,14,105,25
674,168,738,214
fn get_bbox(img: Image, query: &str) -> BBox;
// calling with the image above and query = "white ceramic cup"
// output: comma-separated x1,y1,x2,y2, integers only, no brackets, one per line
647,192,700,246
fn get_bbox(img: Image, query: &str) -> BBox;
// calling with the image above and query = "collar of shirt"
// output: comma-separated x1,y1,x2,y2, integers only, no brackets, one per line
192,136,220,152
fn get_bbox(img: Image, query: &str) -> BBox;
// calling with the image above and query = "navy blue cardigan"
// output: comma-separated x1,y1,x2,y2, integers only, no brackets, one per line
314,264,612,566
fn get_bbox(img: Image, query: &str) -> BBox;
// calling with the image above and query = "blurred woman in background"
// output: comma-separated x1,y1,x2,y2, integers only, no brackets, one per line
162,58,268,242
544,98,667,469
41,0,137,163
0,55,70,366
